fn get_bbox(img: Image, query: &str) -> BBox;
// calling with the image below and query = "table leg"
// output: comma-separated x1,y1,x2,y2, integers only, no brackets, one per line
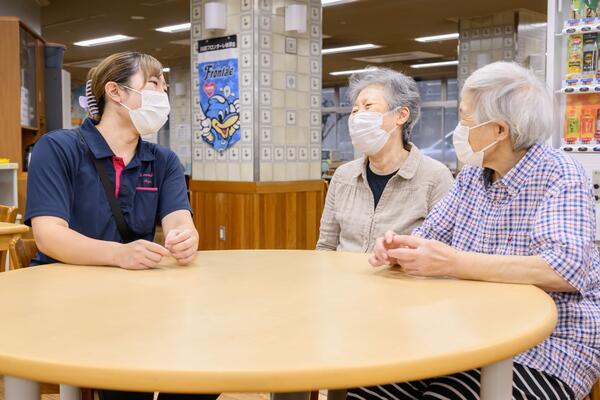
327,389,347,400
60,384,82,400
271,392,311,400
4,376,40,400
480,358,513,400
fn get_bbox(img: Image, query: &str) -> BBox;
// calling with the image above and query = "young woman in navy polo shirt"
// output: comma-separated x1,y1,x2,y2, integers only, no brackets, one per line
25,52,216,400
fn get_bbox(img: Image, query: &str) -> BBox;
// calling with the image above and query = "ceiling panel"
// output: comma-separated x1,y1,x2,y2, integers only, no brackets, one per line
39,0,547,85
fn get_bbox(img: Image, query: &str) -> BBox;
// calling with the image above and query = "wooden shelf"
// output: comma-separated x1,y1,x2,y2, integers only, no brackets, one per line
0,18,47,213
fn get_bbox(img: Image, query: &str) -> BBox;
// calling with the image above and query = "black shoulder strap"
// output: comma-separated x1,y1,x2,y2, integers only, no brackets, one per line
76,128,134,243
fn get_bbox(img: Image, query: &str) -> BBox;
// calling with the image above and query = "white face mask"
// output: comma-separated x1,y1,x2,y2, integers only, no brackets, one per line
120,86,170,136
348,108,400,155
453,120,498,167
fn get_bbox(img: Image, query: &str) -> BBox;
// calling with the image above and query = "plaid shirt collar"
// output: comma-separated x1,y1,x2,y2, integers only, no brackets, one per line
481,144,544,197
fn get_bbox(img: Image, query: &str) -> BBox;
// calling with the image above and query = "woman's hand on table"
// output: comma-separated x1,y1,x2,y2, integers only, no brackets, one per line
165,228,198,265
369,231,459,278
370,230,401,267
117,240,171,270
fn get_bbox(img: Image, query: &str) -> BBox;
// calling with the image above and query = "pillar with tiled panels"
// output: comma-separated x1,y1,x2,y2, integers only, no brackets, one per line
190,0,322,182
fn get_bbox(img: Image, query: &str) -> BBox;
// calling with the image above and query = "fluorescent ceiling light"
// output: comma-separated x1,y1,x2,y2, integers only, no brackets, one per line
415,33,459,43
322,43,380,55
156,22,191,33
354,51,442,63
74,34,134,47
162,67,171,73
410,60,458,69
330,67,374,76
322,0,356,6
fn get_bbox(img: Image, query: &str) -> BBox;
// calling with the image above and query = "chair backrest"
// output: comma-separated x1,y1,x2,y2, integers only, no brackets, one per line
8,238,37,270
592,380,600,400
0,205,17,223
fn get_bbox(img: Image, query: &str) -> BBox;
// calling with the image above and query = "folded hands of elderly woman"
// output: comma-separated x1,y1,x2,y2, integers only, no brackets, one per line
370,230,458,277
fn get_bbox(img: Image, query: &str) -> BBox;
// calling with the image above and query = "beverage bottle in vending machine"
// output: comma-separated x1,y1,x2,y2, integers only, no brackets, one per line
584,0,599,20
566,106,581,144
581,107,596,143
571,0,583,19
567,35,584,80
583,33,598,78
595,108,600,143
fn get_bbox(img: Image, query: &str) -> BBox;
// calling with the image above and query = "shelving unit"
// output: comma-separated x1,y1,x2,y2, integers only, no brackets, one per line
547,1,600,240
0,17,47,213
561,21,600,35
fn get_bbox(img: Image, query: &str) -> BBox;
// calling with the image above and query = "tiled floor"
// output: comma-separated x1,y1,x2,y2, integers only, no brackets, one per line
0,378,326,400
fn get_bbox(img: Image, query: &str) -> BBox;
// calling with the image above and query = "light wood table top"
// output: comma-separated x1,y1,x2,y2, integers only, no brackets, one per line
0,250,556,393
0,223,28,236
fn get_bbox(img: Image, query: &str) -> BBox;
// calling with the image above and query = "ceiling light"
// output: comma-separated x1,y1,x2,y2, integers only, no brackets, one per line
322,0,356,6
330,67,375,76
162,67,171,73
322,43,380,55
156,22,191,33
410,60,458,69
74,34,134,47
415,33,459,43
354,51,442,63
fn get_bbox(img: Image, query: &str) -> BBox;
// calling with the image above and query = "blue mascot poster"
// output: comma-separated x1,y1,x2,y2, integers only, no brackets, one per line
197,35,240,152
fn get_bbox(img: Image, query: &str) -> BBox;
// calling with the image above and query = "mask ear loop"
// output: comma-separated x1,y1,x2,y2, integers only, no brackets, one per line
117,84,141,111
384,106,403,135
470,120,499,154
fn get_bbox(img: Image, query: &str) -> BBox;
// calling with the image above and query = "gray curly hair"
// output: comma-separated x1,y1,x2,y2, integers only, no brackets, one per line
348,67,421,144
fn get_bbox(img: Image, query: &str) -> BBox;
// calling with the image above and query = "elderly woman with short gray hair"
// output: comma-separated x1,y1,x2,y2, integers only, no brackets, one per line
358,61,600,400
317,67,454,252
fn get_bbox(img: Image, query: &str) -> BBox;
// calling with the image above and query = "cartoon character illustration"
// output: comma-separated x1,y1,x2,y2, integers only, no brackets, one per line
198,85,241,152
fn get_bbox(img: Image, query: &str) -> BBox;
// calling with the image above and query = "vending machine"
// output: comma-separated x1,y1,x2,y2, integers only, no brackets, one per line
547,0,600,238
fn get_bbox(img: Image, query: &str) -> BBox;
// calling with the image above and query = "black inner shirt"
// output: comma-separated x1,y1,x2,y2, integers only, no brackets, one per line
366,162,398,209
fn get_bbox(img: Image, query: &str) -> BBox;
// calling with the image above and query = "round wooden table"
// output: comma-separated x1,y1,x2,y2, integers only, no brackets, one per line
0,250,557,400
0,222,29,248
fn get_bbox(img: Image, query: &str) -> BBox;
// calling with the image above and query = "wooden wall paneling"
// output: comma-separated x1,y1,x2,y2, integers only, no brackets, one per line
190,180,327,251
296,192,307,249
263,193,277,248
305,191,318,249
285,192,297,249
252,194,261,249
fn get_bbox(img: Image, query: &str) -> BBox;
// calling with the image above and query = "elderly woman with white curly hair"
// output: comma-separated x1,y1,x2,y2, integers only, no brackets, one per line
317,67,454,252
353,62,600,400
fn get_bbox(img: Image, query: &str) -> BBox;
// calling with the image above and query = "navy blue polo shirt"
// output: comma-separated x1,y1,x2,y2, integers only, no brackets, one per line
25,118,191,265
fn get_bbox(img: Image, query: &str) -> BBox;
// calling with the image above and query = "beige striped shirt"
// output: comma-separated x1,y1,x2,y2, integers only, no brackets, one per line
317,145,454,253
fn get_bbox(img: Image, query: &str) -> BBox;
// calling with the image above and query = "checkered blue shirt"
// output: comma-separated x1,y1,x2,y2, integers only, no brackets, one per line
414,144,600,399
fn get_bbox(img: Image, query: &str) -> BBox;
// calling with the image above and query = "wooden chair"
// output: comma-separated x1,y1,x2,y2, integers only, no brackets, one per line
8,238,94,400
0,205,17,223
8,237,37,270
0,205,18,270
0,205,18,271
591,380,600,400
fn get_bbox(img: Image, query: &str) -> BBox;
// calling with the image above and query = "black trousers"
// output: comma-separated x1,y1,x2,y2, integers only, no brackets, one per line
346,363,576,400
99,391,220,400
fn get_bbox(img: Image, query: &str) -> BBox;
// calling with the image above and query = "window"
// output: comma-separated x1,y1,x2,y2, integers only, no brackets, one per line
411,78,458,171
321,86,354,162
